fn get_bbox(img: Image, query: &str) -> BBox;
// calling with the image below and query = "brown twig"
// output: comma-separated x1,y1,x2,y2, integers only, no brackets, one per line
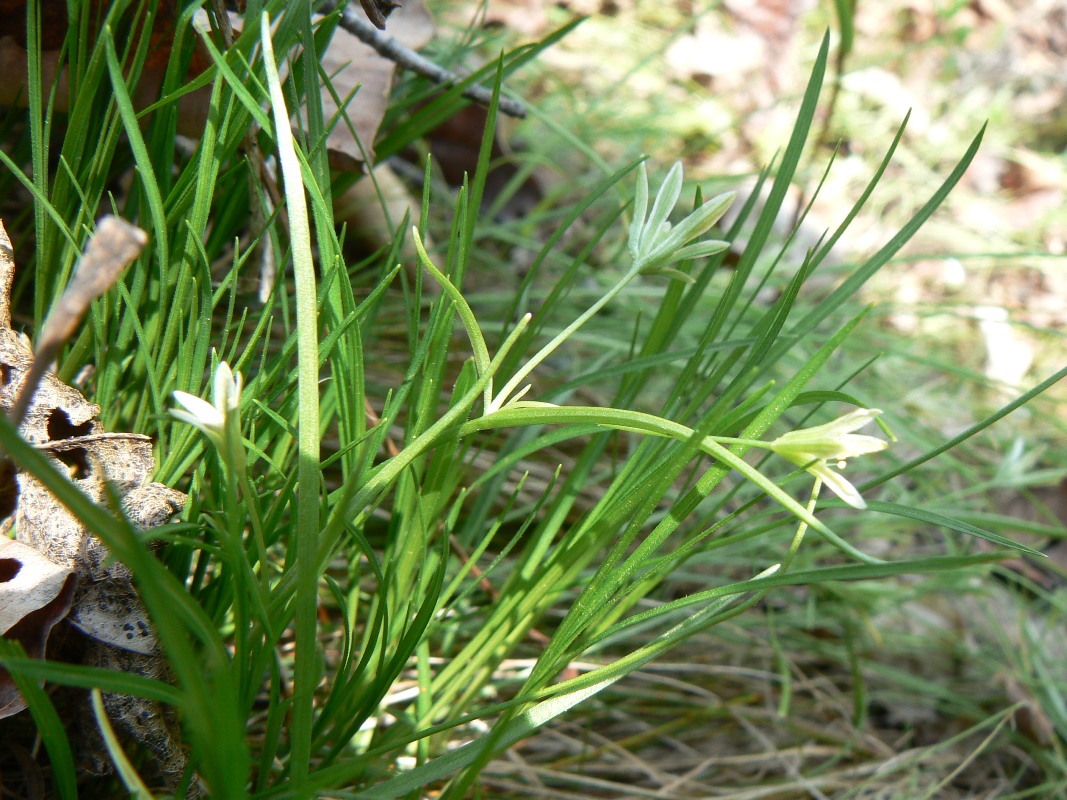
320,0,528,119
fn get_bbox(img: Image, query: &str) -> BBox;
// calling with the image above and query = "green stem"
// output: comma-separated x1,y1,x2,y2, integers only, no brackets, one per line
225,461,248,706
239,471,270,589
412,229,493,407
703,436,767,448
783,477,821,571
462,405,882,564
489,265,641,412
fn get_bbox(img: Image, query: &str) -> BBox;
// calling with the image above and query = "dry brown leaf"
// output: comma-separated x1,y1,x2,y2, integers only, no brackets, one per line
11,216,147,426
0,535,77,719
482,0,552,37
202,4,436,168
76,642,190,787
335,161,425,257
416,103,543,218
359,0,404,30
0,0,214,138
999,672,1056,747
0,219,191,787
0,536,74,638
19,433,186,653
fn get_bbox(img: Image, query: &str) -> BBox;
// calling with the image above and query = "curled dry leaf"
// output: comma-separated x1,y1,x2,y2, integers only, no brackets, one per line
335,161,429,267
11,216,147,426
21,434,186,653
77,642,191,788
0,219,191,786
359,0,404,30
35,218,147,354
190,3,434,168
0,535,77,719
0,219,184,655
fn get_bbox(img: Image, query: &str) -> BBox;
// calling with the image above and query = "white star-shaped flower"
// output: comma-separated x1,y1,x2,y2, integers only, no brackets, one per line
769,408,887,509
171,361,242,452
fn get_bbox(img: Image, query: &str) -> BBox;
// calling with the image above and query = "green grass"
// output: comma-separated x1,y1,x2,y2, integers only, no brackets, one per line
0,1,1065,798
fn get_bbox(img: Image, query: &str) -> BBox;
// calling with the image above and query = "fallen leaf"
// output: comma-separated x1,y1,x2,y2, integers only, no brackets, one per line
11,216,147,427
21,434,186,654
335,161,426,264
77,642,190,789
415,103,543,218
0,218,190,788
999,672,1056,747
0,535,77,719
359,0,403,30
0,1,213,138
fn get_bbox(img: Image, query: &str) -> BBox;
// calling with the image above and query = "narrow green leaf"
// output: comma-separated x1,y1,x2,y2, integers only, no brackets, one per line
862,502,1045,556
261,9,322,784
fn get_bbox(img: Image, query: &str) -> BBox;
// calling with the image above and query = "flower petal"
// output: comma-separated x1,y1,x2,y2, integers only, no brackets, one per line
836,433,889,458
808,461,867,509
231,370,243,411
629,162,650,259
213,361,241,413
171,391,224,428
642,161,684,254
776,449,820,470
646,191,736,265
668,239,730,264
771,408,885,460
170,407,226,451
169,409,205,429
817,407,883,435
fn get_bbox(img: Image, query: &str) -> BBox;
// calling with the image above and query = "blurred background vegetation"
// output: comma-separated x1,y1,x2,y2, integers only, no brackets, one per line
417,1,1067,796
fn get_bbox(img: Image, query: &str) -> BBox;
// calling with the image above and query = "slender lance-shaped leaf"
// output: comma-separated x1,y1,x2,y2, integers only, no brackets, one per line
863,363,1067,492
786,123,986,341
262,9,322,785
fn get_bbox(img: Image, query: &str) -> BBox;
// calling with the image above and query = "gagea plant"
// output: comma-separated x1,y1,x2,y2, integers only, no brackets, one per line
0,4,1054,799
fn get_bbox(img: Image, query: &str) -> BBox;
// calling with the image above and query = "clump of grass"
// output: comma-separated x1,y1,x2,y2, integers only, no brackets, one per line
0,2,1063,798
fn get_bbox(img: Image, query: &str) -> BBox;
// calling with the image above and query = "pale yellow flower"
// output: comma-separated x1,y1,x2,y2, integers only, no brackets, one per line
769,408,887,509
